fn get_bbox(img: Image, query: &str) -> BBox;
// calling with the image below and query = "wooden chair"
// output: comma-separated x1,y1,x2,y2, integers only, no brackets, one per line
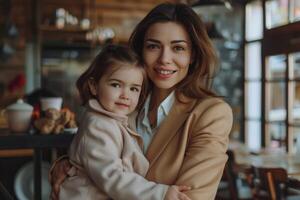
251,166,300,200
216,150,253,200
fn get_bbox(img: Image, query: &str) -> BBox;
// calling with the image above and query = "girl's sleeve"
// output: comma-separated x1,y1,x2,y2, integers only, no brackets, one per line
175,100,233,200
80,118,168,200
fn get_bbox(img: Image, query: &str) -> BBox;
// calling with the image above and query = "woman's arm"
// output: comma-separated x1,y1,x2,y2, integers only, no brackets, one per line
175,100,233,200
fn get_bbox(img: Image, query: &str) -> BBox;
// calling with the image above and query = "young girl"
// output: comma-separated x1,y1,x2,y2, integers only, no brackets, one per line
58,44,191,200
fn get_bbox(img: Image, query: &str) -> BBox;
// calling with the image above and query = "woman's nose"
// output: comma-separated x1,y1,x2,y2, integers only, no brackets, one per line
159,47,172,64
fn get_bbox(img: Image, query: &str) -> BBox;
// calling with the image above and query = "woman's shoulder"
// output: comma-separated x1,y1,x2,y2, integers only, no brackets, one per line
191,96,232,116
186,97,233,135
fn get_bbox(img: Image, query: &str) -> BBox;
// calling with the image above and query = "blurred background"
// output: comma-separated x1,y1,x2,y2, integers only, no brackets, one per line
0,0,300,199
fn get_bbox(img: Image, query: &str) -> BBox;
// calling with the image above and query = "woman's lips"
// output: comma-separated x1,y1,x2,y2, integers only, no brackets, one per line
154,68,177,79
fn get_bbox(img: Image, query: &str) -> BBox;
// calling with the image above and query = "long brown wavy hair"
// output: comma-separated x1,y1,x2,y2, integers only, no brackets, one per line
129,3,219,100
76,44,148,109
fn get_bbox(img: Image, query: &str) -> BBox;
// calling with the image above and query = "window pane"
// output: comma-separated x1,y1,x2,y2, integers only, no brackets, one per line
245,120,261,151
266,0,289,29
290,0,300,22
290,52,300,79
292,81,300,124
245,42,261,80
294,126,300,153
245,0,263,40
267,122,286,148
266,82,286,121
266,55,286,80
245,81,261,118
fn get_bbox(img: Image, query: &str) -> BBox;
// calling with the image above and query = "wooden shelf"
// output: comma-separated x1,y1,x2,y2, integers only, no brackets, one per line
0,149,33,157
39,25,92,33
39,24,93,44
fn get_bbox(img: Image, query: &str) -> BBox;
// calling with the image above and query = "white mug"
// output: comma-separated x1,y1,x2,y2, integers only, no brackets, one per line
40,97,63,111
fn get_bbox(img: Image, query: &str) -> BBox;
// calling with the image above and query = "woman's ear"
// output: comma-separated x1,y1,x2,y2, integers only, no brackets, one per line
88,78,97,96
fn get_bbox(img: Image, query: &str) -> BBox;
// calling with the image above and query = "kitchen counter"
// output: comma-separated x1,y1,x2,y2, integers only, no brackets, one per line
0,129,74,200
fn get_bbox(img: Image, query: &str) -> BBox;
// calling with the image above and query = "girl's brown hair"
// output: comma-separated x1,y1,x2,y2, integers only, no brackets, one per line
129,3,218,99
76,44,148,108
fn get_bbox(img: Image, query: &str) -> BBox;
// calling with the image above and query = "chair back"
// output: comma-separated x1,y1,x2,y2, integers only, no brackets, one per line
217,150,253,200
252,166,288,200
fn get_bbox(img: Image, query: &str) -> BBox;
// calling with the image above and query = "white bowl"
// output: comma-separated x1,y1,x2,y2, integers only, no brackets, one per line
14,161,51,200
40,97,63,111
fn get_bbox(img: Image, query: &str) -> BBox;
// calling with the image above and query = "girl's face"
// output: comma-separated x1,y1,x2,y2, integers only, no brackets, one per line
142,22,192,91
89,65,143,115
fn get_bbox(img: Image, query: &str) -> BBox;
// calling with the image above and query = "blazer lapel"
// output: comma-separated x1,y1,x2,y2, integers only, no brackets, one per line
146,95,197,168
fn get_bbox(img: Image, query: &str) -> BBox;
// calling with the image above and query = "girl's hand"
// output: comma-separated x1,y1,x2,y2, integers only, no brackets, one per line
50,158,71,200
164,185,192,200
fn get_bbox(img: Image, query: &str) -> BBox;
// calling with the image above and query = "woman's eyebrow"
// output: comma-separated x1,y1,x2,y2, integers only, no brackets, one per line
145,39,160,43
171,40,188,44
145,39,188,44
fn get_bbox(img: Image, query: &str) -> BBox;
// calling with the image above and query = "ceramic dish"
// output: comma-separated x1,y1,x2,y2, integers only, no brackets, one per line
14,161,51,200
64,127,78,134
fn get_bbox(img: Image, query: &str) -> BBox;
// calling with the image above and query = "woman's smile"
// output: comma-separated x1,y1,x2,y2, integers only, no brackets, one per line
154,67,177,78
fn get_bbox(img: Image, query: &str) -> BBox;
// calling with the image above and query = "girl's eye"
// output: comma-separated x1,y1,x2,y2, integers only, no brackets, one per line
130,87,140,92
110,83,121,88
146,44,160,50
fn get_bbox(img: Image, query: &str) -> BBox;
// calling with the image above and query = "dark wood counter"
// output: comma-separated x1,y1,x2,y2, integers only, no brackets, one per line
0,132,74,149
0,130,74,200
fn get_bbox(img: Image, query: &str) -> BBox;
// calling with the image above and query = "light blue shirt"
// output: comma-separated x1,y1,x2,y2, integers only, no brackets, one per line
136,92,175,153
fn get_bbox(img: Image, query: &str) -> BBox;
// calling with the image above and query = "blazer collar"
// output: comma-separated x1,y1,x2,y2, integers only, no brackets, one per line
145,94,198,168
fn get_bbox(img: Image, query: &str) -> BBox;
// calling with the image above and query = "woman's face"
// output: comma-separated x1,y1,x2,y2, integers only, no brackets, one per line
142,22,192,91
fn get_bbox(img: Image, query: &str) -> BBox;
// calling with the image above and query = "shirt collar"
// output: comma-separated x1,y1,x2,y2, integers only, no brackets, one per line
160,91,175,116
139,91,175,127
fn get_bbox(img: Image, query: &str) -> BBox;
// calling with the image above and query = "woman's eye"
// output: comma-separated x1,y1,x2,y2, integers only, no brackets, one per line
110,83,121,88
130,87,140,92
146,44,159,50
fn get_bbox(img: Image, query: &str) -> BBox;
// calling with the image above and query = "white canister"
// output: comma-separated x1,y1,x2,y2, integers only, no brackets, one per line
4,99,33,133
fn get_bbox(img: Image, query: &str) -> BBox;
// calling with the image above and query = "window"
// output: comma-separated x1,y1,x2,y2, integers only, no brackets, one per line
244,0,263,151
244,0,300,153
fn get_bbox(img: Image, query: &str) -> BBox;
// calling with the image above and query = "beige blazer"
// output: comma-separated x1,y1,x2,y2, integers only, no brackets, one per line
128,95,233,200
59,99,168,200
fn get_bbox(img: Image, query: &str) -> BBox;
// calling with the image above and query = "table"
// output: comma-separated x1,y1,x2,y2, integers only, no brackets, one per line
229,141,300,180
0,131,74,200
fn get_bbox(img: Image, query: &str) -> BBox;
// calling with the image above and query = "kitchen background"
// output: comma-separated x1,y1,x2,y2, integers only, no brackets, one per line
1,0,300,199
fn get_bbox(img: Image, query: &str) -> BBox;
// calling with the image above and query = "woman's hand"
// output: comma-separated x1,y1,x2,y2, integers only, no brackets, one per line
50,158,71,200
164,185,192,200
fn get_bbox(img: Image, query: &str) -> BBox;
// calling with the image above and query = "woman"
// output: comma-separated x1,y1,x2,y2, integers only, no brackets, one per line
50,3,233,200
